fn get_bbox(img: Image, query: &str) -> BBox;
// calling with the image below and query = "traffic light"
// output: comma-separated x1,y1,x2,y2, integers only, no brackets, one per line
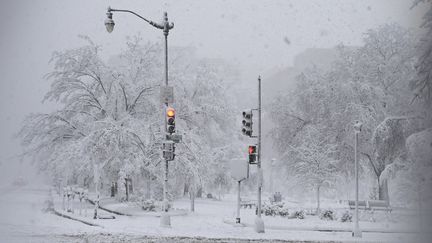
162,142,175,161
248,145,257,164
242,110,253,137
166,107,175,134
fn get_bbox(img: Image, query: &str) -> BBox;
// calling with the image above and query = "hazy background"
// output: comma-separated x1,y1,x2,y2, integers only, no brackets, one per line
0,0,426,184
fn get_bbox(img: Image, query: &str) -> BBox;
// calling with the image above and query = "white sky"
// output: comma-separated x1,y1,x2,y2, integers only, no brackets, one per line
0,0,426,177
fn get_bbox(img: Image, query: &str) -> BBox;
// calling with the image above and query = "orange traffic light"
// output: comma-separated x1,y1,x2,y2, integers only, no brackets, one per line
167,107,175,117
166,107,176,134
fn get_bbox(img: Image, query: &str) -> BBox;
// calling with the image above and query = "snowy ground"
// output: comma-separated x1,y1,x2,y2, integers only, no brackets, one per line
0,183,430,243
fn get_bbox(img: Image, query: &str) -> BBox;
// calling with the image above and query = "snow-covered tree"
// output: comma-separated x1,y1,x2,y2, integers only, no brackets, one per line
285,128,339,214
170,52,240,204
270,23,419,204
19,36,241,212
405,129,432,206
411,0,432,107
371,116,425,201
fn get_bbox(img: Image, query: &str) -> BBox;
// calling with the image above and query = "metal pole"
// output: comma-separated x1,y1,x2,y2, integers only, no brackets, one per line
163,27,169,212
254,75,265,233
353,130,362,237
236,180,241,224
258,76,262,218
164,31,168,86
160,12,171,227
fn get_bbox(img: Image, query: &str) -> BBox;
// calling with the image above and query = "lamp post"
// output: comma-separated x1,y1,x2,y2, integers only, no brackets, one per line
105,6,174,228
353,121,362,238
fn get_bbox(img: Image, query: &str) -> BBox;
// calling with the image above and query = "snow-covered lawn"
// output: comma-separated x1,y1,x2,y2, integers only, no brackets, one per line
0,184,427,242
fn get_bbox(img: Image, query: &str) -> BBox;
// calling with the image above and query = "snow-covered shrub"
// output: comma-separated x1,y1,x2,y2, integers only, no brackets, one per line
262,204,275,216
320,209,336,220
340,211,352,222
273,202,285,216
119,195,140,203
291,210,305,219
304,208,317,215
141,199,156,211
128,194,140,202
261,202,287,216
279,207,290,217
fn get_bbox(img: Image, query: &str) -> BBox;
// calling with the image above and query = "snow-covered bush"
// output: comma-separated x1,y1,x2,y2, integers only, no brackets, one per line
320,209,336,220
128,194,140,202
290,210,305,219
262,203,276,216
261,202,289,217
141,199,156,212
279,207,290,217
340,211,352,222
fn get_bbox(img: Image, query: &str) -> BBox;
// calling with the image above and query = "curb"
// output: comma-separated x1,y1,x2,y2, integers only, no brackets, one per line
222,219,419,234
87,198,189,217
52,209,103,227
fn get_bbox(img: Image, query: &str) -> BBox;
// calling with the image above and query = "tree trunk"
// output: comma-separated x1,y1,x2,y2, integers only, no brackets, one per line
93,165,100,219
93,194,99,219
378,178,389,202
129,178,133,194
125,178,129,201
184,182,189,196
197,186,202,198
190,186,195,212
146,179,151,199
316,185,321,215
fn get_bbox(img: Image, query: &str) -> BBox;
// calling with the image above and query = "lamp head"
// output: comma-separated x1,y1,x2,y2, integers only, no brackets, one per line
354,120,363,132
105,8,115,33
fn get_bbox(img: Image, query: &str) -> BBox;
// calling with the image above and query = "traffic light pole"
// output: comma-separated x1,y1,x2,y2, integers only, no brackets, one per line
255,75,265,233
161,13,173,228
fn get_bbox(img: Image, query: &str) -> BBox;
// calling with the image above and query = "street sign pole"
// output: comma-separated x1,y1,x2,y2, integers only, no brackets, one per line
229,159,248,226
236,180,241,224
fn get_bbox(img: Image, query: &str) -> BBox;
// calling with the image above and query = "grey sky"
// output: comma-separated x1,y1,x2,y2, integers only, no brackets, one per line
0,0,426,179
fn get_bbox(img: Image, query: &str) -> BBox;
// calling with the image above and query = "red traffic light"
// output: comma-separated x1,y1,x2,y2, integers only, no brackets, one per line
248,145,256,155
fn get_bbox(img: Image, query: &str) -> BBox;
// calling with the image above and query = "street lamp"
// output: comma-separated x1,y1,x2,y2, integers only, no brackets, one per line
104,11,114,33
105,6,174,228
353,120,362,238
